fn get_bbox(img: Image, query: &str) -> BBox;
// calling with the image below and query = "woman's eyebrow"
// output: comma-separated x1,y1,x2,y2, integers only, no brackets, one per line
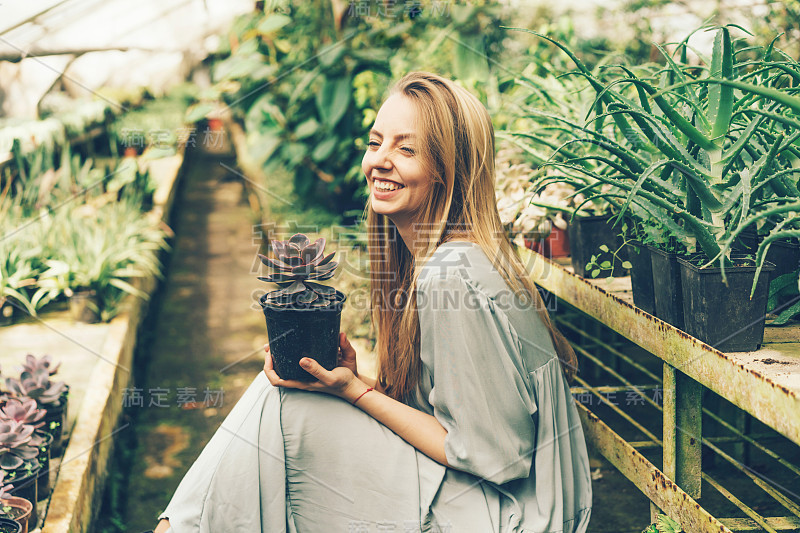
369,129,415,141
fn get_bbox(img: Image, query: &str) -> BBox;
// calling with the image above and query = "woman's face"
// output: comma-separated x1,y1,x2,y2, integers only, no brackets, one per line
362,94,432,229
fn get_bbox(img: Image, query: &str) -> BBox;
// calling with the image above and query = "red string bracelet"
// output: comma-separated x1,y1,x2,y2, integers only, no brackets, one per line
352,387,374,406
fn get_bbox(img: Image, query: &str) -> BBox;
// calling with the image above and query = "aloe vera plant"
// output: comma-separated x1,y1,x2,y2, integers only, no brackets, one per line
258,233,340,308
510,25,800,293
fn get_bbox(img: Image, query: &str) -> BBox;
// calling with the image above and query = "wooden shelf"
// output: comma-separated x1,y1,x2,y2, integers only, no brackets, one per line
519,247,800,446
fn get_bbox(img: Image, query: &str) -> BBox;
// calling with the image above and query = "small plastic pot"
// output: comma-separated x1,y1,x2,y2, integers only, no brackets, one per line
40,388,69,456
542,226,570,258
68,290,99,323
7,467,39,528
678,256,775,352
260,291,346,381
626,240,654,315
0,517,21,533
567,214,628,278
0,497,29,533
35,430,53,500
649,246,684,329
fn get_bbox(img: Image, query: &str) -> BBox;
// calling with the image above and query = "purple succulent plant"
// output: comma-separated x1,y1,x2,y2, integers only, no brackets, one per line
257,233,340,308
0,471,12,494
0,420,39,472
21,354,60,376
0,398,45,430
5,369,67,406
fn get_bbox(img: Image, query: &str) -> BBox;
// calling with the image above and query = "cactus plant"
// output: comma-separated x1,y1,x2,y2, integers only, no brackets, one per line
258,233,340,308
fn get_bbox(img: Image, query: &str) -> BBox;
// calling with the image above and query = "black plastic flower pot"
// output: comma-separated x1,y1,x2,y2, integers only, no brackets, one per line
35,431,53,500
0,518,20,533
40,389,69,456
567,214,629,278
765,239,800,283
260,291,346,381
8,465,39,526
649,246,685,329
678,256,775,352
626,240,655,314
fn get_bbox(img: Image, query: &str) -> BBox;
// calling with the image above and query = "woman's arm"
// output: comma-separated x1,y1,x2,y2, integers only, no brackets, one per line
335,375,448,466
263,336,448,466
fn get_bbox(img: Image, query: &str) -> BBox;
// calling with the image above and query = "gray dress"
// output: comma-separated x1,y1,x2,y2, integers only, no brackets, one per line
158,241,592,532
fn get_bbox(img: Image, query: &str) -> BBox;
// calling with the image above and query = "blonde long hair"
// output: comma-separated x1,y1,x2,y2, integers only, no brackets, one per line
366,72,578,401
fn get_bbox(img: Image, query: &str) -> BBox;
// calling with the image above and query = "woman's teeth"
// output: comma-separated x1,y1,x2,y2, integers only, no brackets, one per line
375,180,404,191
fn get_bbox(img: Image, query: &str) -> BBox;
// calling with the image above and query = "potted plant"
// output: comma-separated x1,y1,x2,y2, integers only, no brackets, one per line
513,26,799,350
6,367,68,455
0,398,49,500
257,233,346,381
0,473,28,533
0,421,40,527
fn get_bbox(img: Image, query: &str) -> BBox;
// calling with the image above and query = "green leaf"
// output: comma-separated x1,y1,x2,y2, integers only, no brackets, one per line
452,32,489,82
294,118,319,140
590,270,600,278
312,137,338,162
257,14,291,34
600,261,611,269
599,245,609,252
185,103,216,123
316,76,351,129
709,28,734,140
622,261,633,269
774,299,800,326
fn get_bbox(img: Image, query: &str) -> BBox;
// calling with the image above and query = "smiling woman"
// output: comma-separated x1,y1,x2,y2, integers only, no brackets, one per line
152,72,591,533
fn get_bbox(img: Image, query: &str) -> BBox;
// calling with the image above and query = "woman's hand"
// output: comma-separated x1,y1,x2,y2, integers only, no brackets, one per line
263,333,364,400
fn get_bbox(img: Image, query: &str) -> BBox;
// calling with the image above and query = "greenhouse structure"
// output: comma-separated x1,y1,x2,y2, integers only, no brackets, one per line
0,1,798,532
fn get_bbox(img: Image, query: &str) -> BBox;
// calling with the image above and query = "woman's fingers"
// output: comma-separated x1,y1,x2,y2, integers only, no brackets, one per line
340,333,356,360
299,357,329,383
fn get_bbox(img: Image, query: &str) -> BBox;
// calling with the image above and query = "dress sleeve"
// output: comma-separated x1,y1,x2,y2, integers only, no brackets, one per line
416,274,538,485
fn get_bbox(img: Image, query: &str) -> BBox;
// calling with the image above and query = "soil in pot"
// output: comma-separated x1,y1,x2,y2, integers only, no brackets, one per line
6,467,38,528
649,246,685,329
0,497,30,533
68,290,99,323
678,256,775,352
260,291,346,381
567,214,628,278
626,240,654,315
0,517,21,533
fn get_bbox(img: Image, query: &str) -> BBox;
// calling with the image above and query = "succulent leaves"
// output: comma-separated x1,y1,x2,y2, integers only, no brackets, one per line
257,233,340,308
0,419,39,472
5,369,67,406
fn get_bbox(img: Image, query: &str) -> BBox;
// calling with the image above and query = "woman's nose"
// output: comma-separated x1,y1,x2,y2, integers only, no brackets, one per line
365,145,393,172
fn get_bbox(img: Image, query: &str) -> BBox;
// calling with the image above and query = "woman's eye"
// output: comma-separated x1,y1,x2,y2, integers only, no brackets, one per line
368,140,380,148
400,146,416,155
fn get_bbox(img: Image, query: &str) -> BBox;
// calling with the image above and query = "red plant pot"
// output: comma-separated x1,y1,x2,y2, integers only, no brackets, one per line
542,227,570,258
524,238,542,253
207,118,224,131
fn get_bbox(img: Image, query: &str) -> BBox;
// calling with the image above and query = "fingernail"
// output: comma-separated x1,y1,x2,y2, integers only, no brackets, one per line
300,359,309,367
